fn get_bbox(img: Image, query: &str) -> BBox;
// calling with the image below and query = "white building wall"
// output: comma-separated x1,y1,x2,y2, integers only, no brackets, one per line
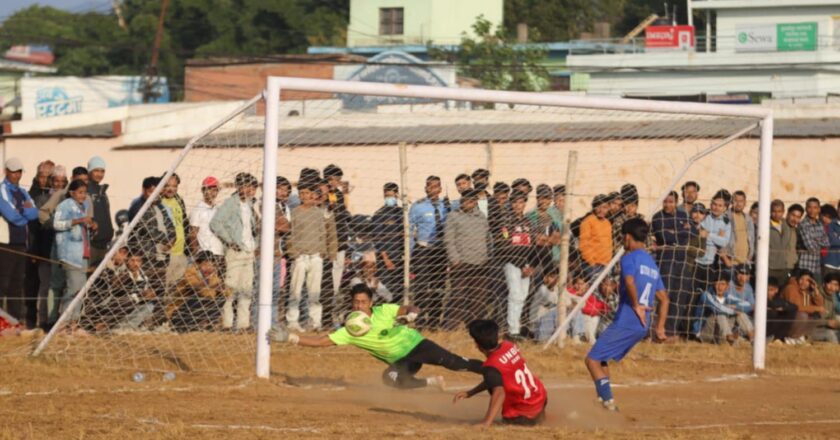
715,5,840,52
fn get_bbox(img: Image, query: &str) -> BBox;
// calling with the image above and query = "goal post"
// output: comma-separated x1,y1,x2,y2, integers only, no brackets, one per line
31,76,773,378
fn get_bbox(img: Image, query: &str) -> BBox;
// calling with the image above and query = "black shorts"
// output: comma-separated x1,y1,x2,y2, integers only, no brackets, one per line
502,400,547,426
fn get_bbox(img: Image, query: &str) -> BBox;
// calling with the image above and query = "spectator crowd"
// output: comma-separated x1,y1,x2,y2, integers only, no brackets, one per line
1,156,839,347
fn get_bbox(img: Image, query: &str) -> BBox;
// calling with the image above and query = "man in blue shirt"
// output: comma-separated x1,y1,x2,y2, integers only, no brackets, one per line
409,176,449,325
725,264,755,342
585,218,668,411
693,192,731,295
0,158,39,323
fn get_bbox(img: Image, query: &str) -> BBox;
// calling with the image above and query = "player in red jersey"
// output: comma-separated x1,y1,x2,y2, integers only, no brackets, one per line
453,319,547,427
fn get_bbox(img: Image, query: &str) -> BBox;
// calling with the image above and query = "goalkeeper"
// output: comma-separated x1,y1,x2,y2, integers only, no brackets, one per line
271,284,483,389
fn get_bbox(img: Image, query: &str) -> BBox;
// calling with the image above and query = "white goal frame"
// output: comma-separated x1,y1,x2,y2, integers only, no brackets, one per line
33,77,774,378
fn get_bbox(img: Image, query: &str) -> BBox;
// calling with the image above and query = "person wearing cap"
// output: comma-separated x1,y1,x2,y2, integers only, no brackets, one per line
693,269,739,344
284,178,338,332
210,172,260,330
725,191,755,268
678,181,700,215
372,182,404,300
85,156,113,270
0,157,39,322
579,194,613,278
724,264,756,342
651,191,692,338
161,173,192,292
443,188,490,329
188,176,225,267
527,184,562,268
499,190,538,340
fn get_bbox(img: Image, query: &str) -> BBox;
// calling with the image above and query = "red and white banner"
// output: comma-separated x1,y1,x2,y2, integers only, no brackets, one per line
645,25,695,51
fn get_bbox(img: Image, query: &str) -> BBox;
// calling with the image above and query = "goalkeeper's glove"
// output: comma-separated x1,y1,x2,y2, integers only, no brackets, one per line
396,312,418,325
268,326,299,345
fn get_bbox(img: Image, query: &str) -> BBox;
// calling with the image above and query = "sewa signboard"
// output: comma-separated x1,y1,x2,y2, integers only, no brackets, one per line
736,22,818,52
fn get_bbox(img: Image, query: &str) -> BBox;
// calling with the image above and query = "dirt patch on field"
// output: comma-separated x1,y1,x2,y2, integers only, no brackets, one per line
2,334,840,439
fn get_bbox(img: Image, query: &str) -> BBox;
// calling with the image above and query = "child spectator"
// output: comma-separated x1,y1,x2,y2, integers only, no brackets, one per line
530,268,561,342
80,246,130,332
569,275,609,344
725,265,755,342
694,271,740,344
167,251,231,332
579,194,612,278
114,251,158,331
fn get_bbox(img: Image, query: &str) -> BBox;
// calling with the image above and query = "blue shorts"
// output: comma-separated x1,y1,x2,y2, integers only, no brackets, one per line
587,324,647,362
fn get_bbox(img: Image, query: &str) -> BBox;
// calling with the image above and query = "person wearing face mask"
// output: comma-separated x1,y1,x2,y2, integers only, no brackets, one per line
372,182,404,301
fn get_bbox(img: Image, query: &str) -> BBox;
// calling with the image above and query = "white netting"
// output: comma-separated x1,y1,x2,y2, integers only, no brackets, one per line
32,84,769,374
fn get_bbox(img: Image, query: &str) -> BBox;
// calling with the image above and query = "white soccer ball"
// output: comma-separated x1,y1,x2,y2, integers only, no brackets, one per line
345,311,372,337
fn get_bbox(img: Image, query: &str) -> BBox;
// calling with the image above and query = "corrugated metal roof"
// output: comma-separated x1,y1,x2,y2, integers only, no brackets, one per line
4,122,115,138
119,117,840,150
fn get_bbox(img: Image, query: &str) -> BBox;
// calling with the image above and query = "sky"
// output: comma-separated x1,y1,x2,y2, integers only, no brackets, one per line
0,0,110,22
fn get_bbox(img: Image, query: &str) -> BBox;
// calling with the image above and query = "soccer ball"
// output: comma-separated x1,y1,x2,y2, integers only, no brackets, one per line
345,311,372,337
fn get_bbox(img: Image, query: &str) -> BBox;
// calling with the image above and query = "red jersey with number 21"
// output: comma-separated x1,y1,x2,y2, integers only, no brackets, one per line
483,340,546,419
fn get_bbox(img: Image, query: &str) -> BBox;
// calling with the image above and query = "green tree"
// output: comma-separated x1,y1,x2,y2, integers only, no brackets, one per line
430,16,550,92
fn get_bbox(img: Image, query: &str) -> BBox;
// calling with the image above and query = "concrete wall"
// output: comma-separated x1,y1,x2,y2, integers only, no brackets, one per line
347,0,502,47
4,136,840,224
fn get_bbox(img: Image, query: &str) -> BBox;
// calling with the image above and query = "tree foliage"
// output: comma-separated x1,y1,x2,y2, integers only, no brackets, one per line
430,16,550,92
0,0,349,98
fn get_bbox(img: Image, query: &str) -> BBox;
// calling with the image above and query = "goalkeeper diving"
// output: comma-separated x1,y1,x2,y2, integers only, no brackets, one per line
270,284,483,389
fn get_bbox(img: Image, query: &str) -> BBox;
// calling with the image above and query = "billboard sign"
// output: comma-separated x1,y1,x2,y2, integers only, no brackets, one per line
22,76,169,120
645,25,695,51
736,22,817,52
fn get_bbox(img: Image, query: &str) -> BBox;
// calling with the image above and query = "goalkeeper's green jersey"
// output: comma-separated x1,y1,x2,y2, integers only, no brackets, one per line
328,304,424,364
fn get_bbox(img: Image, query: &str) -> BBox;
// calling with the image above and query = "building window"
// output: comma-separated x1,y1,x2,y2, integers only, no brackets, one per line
379,7,404,36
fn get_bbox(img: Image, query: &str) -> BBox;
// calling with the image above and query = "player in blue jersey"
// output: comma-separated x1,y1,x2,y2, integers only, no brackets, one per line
585,217,668,411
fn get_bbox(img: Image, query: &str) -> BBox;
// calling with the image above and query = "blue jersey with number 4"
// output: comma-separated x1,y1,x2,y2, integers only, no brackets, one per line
613,249,665,330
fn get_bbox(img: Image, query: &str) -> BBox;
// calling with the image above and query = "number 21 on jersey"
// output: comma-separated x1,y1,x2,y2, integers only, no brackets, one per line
514,364,539,399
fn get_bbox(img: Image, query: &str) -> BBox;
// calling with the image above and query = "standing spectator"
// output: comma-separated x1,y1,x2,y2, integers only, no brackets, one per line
579,194,612,278
500,190,538,340
527,184,561,270
765,277,797,343
128,177,161,221
449,174,472,212
488,182,511,243
443,189,490,329
0,158,39,322
371,182,404,300
768,200,797,284
53,180,96,325
210,172,259,331
409,176,449,325
285,182,338,332
471,169,490,216
188,176,224,267
820,205,840,280
605,191,623,224
86,156,113,269
782,269,824,344
694,192,731,293
126,177,174,300
26,161,55,329
511,178,532,197
267,176,292,328
798,197,829,283
39,166,73,327
725,264,755,342
651,191,691,338
553,185,566,215
726,191,755,267
678,181,700,214
323,164,351,317
612,184,642,251
160,174,191,291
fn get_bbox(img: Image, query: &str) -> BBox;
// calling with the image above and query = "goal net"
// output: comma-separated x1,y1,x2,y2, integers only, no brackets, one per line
31,78,772,377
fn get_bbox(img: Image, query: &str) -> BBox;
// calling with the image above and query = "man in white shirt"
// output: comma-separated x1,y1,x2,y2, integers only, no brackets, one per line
189,176,225,272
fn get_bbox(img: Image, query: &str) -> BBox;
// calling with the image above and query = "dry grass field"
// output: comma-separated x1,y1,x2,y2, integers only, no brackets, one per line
2,331,840,439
